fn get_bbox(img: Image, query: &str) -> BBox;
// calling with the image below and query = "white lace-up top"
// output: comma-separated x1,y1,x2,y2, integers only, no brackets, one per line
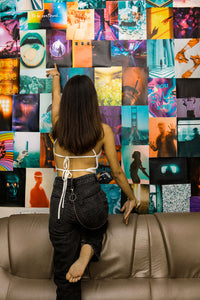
54,140,101,219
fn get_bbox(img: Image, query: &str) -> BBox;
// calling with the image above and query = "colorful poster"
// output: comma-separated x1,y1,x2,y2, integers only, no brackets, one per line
188,158,200,197
28,3,67,29
40,93,52,133
146,0,173,8
177,98,200,119
149,184,163,213
122,67,148,105
173,0,200,7
118,1,146,40
0,168,25,207
78,0,106,9
0,58,19,95
67,2,94,40
0,0,16,16
0,95,12,131
95,1,119,40
148,78,176,117
175,39,200,79
0,131,13,171
111,40,147,68
95,67,122,106
40,133,55,168
46,30,72,68
72,41,92,68
101,184,121,214
0,17,20,58
16,0,43,12
121,105,149,145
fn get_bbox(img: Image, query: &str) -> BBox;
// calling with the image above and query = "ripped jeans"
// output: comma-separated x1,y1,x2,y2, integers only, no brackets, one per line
49,174,108,300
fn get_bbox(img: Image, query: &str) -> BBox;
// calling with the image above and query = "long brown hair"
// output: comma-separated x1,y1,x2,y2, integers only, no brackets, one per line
52,75,103,155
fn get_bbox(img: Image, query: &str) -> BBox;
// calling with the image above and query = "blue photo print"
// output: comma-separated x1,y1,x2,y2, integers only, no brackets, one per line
147,39,175,78
121,106,149,145
101,184,121,214
146,0,173,7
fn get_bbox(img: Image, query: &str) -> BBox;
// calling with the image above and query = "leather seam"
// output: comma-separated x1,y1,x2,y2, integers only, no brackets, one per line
145,215,152,278
129,214,138,277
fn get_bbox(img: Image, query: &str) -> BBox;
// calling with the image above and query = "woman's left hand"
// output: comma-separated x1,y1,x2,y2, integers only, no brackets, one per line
120,199,139,225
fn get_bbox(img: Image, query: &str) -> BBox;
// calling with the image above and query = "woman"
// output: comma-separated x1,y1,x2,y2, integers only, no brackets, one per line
46,64,138,300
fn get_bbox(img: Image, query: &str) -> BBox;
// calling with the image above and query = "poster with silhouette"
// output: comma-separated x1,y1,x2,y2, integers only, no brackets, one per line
0,58,19,95
67,2,94,40
16,0,43,12
175,39,200,79
97,146,121,184
0,131,13,171
46,30,72,68
20,68,53,94
111,40,147,68
40,133,55,168
149,117,177,158
122,67,148,105
101,184,121,214
0,16,20,59
0,95,12,131
177,118,200,157
39,93,52,133
121,105,149,145
122,144,149,184
25,168,55,207
173,8,200,39
59,67,94,92
148,78,176,117
99,106,121,145
13,132,40,168
0,168,25,207
92,40,111,67
95,67,122,106
28,2,67,29
177,98,200,118
12,94,39,132
147,7,173,40
94,1,119,40
118,0,146,40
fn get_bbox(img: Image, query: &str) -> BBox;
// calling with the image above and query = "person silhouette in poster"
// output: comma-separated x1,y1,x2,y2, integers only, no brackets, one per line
29,171,50,207
130,151,149,184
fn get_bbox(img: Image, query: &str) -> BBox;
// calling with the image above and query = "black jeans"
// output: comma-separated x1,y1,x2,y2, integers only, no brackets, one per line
49,174,108,300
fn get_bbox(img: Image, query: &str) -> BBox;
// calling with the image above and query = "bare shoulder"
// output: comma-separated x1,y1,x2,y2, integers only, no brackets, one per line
102,123,114,138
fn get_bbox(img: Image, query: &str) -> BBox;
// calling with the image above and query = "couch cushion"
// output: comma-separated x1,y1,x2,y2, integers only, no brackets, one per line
8,214,54,279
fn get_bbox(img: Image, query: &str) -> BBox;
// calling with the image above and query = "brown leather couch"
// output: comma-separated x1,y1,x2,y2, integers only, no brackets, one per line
0,212,200,300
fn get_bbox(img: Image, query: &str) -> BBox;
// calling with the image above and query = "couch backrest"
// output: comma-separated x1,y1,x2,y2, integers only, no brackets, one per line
0,214,53,279
0,213,200,281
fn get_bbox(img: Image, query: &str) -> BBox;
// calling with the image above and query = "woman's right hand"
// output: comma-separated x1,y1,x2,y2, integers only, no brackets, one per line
120,198,139,225
46,63,60,77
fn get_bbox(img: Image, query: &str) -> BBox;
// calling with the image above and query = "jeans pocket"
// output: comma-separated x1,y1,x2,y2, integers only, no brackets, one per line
74,189,108,230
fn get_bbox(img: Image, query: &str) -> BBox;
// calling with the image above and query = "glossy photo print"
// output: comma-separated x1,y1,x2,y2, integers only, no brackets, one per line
20,68,53,94
16,0,43,12
72,41,92,68
0,16,20,59
99,106,121,145
149,185,163,213
148,78,176,117
95,67,122,106
147,7,173,40
0,58,19,95
0,0,16,16
121,105,149,145
177,118,200,157
46,30,72,68
122,144,149,185
123,183,149,214
28,2,67,29
177,98,200,119
94,1,119,40
118,0,146,40
101,184,121,214
149,117,177,158
173,8,200,39
25,168,54,208
146,0,173,7
173,0,200,7
175,39,200,79
188,158,200,197
40,133,55,168
12,94,39,132
122,67,148,105
162,183,190,212
78,0,106,9
20,30,46,69
39,93,52,133
0,168,25,207
67,2,94,40
0,131,13,171
147,39,175,78
92,40,111,67
0,95,12,131
111,40,147,68
13,132,40,168
176,78,200,98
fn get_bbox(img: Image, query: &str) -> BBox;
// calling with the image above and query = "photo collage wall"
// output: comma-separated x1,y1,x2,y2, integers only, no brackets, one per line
0,0,200,216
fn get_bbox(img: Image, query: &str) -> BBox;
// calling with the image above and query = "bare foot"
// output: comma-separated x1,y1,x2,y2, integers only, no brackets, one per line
66,244,94,283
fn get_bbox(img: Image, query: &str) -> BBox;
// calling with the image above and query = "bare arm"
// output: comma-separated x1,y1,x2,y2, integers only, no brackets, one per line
102,124,138,224
46,64,61,127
